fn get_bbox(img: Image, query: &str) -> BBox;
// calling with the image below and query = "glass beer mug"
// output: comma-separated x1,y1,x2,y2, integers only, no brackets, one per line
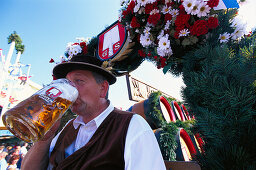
2,78,78,143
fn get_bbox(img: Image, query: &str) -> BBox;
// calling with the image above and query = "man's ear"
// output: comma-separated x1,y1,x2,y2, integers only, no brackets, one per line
100,80,109,98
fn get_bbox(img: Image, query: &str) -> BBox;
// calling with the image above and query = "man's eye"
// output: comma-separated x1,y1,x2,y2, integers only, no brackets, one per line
75,79,84,84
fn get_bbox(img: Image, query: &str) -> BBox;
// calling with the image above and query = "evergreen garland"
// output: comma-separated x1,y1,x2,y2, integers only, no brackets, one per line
146,91,166,128
157,122,178,161
145,91,195,161
182,31,256,169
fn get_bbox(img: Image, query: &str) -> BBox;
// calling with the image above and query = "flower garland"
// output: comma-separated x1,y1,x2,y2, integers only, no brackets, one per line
119,0,249,69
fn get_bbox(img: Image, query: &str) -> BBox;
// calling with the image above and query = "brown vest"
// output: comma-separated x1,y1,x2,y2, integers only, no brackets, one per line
49,108,133,170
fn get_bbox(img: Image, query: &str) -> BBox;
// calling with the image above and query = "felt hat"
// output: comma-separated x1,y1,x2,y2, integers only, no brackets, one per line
53,54,116,85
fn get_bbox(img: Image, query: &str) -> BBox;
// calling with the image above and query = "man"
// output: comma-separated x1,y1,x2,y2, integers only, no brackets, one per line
19,143,28,156
21,54,166,170
17,142,28,169
0,150,8,170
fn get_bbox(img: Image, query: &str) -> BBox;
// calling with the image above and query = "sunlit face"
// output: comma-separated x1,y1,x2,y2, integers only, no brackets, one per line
15,146,21,151
66,70,107,117
12,159,19,165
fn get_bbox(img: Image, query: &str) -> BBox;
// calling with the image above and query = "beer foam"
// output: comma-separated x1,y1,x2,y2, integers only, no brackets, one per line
36,78,78,102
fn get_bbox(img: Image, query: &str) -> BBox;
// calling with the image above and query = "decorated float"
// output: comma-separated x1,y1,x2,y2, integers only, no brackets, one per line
0,32,42,130
13,0,256,169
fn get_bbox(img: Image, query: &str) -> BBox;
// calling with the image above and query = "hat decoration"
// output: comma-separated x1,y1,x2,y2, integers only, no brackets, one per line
50,33,144,77
50,37,117,84
49,39,89,64
119,0,250,75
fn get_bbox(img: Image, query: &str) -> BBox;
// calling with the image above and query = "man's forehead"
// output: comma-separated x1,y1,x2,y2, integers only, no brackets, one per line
67,70,93,77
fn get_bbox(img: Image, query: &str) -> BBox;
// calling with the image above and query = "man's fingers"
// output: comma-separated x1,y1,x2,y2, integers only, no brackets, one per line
40,120,61,141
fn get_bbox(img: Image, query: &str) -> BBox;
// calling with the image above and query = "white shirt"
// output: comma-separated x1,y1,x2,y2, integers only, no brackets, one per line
19,146,28,155
48,102,166,170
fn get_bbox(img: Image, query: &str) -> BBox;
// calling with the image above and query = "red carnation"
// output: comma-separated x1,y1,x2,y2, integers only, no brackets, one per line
122,10,129,17
207,0,219,8
148,13,161,26
154,56,158,60
176,25,185,32
165,13,172,22
160,60,167,67
166,2,174,7
190,20,209,36
175,14,190,27
72,43,79,45
145,1,159,14
153,1,158,6
145,4,154,14
208,17,219,29
138,49,146,58
174,31,179,39
79,42,88,54
49,58,55,63
82,46,88,54
174,26,185,39
179,5,186,15
80,41,86,47
127,1,135,13
131,16,140,28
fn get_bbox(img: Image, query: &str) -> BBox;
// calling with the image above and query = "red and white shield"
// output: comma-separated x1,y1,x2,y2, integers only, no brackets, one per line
97,21,127,61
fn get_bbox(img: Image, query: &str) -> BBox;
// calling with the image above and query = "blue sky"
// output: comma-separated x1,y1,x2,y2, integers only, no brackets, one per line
1,0,256,109
1,0,121,85
0,0,186,109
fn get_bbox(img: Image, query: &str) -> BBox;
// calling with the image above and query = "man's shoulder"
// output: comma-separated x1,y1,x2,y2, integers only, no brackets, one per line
112,108,134,115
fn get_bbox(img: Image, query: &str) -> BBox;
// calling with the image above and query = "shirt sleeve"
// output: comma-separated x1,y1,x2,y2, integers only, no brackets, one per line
124,114,166,170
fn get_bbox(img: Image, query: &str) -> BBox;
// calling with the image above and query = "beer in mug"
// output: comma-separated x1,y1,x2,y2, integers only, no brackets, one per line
2,78,78,143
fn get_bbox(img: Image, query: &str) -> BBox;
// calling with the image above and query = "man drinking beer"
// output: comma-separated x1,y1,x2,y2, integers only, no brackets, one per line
21,53,165,170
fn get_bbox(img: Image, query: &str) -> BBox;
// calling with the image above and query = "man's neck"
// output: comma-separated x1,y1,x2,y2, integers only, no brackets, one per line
82,100,109,123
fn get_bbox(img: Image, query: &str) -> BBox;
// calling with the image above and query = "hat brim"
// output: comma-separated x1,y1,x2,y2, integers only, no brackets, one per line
53,62,116,85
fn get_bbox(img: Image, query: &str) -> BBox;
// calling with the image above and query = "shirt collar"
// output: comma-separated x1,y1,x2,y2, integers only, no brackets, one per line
73,101,114,129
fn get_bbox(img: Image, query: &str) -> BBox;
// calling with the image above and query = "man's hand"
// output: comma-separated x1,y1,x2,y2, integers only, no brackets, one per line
40,119,61,141
21,120,61,170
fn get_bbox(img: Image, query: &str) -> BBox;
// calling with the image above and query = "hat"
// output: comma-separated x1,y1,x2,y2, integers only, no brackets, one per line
53,54,116,85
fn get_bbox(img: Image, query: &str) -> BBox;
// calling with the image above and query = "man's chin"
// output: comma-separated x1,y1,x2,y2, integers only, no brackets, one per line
70,105,78,113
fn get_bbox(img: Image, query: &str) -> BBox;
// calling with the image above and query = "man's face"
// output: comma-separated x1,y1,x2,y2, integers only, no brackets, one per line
12,158,19,165
66,70,106,116
15,146,21,151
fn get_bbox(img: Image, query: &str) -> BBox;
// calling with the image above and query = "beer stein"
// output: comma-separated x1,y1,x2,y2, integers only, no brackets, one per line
2,78,78,143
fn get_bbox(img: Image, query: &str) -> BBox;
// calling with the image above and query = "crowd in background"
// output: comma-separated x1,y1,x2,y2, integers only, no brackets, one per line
0,142,31,170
